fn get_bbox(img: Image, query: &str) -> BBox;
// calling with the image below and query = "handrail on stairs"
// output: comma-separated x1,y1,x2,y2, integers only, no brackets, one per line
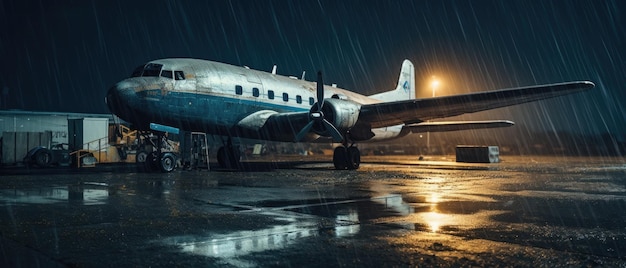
69,136,109,168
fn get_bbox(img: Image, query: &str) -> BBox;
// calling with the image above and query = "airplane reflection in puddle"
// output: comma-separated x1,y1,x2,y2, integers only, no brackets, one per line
0,182,109,205
165,209,360,263
371,193,464,233
165,180,501,263
166,193,466,263
370,178,502,233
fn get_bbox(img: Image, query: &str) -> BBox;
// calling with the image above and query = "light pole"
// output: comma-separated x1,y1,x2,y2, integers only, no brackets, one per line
431,79,439,98
426,77,439,154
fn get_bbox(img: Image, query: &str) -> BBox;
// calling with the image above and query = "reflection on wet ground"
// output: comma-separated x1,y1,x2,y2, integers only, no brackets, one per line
1,156,626,267
0,183,109,205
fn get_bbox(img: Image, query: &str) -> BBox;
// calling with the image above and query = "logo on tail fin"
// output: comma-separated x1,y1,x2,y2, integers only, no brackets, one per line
402,81,409,93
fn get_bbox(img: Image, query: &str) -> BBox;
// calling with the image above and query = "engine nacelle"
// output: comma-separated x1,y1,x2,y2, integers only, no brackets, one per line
313,98,361,135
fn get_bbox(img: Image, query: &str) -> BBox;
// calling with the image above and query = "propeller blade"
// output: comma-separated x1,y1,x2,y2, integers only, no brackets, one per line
322,119,343,142
316,71,324,110
294,121,315,142
294,70,343,143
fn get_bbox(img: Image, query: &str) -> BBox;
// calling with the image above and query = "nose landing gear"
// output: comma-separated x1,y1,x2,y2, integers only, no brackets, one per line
135,130,179,173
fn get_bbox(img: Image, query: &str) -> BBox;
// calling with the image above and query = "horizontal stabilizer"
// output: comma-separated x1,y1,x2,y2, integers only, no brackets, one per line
406,120,514,133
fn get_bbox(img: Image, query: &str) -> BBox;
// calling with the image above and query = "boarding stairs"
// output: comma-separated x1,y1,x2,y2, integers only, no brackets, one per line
69,125,140,168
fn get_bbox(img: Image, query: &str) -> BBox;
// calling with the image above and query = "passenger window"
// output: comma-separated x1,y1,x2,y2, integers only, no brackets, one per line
309,97,315,106
235,85,243,95
174,71,185,80
282,93,289,102
296,95,302,104
253,88,260,97
268,90,274,100
161,70,173,79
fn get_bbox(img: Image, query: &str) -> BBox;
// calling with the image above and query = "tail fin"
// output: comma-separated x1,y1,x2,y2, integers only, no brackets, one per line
368,59,415,102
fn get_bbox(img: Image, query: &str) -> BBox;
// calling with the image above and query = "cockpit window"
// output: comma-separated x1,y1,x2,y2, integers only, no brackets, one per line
142,63,163,77
130,63,177,79
161,70,173,79
174,71,185,80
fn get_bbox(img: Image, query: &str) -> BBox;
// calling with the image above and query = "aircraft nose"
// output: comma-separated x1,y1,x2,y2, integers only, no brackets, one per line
105,81,136,116
105,86,119,113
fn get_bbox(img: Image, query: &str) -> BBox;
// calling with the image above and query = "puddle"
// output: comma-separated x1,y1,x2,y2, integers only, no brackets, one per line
170,216,317,259
0,183,109,205
164,208,361,265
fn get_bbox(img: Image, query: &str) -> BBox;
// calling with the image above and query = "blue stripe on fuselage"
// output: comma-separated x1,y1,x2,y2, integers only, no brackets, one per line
166,90,309,113
136,90,309,133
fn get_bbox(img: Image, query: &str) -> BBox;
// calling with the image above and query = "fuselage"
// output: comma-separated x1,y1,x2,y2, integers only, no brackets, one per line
106,58,406,142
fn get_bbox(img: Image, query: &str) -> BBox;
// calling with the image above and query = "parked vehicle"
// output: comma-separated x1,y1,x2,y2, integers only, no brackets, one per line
23,144,70,167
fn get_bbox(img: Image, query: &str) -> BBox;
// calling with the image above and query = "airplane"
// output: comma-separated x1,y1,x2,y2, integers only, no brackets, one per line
105,58,594,171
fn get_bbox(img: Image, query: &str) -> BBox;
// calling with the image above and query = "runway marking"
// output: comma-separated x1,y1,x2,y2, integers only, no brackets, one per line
195,194,403,214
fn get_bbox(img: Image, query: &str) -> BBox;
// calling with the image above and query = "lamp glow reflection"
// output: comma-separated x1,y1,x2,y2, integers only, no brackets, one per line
425,192,444,233
422,211,447,232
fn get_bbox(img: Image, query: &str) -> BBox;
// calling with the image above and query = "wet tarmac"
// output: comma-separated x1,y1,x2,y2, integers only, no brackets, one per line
2,155,626,267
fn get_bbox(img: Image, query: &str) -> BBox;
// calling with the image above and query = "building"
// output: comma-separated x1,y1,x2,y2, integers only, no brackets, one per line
0,110,114,166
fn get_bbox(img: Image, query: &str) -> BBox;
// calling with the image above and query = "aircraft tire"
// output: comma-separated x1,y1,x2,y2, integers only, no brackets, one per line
160,153,176,172
346,147,361,170
333,146,347,170
230,149,241,169
136,151,148,172
217,147,240,170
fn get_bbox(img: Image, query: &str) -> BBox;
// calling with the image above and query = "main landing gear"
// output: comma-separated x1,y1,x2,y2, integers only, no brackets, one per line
333,143,360,170
216,140,241,170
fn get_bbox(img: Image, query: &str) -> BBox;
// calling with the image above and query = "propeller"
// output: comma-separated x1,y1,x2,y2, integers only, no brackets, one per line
294,71,343,142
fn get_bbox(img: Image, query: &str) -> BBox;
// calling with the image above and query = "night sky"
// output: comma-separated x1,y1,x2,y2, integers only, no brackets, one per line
1,0,624,137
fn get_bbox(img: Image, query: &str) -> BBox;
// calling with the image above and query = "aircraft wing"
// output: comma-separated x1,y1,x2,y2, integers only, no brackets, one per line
359,81,594,128
405,120,514,133
236,110,311,142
